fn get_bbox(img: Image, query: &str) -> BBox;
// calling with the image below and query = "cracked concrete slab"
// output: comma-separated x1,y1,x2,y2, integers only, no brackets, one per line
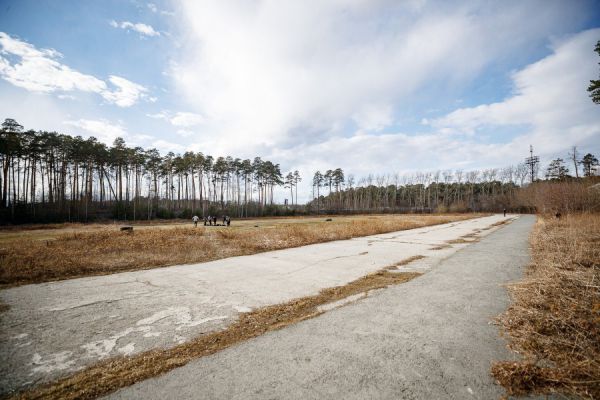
107,215,535,400
0,214,516,395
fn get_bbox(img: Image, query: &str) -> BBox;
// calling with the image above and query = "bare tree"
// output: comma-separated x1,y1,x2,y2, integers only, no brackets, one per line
515,163,529,186
568,146,580,178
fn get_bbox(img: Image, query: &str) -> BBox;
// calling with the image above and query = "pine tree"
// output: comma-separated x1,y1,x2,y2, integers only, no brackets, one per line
588,40,600,104
580,153,599,177
545,158,569,180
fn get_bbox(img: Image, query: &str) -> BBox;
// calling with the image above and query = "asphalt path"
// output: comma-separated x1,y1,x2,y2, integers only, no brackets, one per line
107,215,535,400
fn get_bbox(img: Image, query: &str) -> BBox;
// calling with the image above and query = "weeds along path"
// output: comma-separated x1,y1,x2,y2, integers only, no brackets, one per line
492,214,600,399
1,214,513,398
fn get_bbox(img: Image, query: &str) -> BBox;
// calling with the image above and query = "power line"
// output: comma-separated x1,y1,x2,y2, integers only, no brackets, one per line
524,145,539,184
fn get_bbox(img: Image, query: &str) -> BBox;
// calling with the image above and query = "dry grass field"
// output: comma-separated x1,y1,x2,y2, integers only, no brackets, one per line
0,214,477,287
492,213,600,399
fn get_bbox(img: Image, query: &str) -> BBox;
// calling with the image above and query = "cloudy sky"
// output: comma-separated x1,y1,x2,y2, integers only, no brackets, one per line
1,0,599,201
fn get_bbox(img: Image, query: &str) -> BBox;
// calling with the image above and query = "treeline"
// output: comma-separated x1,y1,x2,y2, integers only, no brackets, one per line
2,116,598,224
308,164,600,214
0,118,302,223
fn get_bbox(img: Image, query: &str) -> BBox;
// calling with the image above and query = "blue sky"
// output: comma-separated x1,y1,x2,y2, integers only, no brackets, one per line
1,0,599,200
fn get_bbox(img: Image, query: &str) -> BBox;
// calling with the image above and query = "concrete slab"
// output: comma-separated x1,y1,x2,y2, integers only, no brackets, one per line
106,215,535,400
0,214,516,394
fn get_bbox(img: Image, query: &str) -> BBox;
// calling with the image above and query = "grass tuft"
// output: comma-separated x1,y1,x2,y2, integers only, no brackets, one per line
428,244,451,250
383,255,425,270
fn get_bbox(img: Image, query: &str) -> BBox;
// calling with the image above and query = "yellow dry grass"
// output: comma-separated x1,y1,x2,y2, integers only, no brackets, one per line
8,267,422,400
0,214,475,287
492,213,600,399
383,255,425,270
445,233,480,244
428,244,451,250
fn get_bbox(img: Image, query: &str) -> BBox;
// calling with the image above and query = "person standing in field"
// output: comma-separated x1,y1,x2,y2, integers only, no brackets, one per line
192,215,199,227
503,208,506,217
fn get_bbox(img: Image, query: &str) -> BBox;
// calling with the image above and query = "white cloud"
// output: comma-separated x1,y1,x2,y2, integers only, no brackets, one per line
64,119,128,145
147,110,204,127
63,119,161,150
0,32,106,93
151,139,186,153
101,75,148,107
172,0,586,149
110,20,160,37
170,112,204,127
431,28,600,155
0,31,61,59
165,1,597,203
266,28,600,201
352,104,393,132
147,3,175,16
0,32,151,107
176,129,195,138
0,84,70,134
147,111,168,120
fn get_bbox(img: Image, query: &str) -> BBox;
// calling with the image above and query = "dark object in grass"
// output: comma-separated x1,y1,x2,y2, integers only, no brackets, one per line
120,226,133,232
325,218,332,222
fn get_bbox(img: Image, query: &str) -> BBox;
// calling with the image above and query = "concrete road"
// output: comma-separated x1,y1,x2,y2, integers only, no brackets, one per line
0,215,514,394
107,215,535,400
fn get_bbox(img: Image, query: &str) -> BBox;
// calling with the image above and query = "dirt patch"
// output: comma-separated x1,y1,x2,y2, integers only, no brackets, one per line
490,219,511,227
428,244,451,250
445,237,478,244
445,230,484,245
0,215,475,287
491,214,600,399
465,230,481,237
0,300,9,313
383,255,425,270
481,218,514,231
6,268,422,400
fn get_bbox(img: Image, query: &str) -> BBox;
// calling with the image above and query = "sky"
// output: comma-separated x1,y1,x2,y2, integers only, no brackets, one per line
0,0,599,202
